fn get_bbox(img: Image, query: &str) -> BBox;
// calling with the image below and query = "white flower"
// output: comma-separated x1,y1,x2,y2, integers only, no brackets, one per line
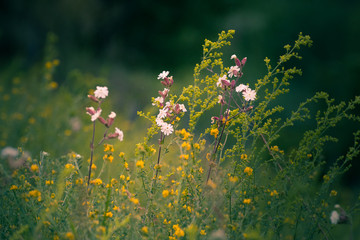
218,95,223,103
235,84,249,93
216,75,229,88
94,86,109,99
1,146,19,158
108,111,116,119
231,54,237,60
161,123,174,136
179,104,187,112
158,71,169,79
91,109,102,122
228,66,240,78
242,88,256,101
115,127,124,141
156,118,165,127
152,96,164,106
157,108,168,119
330,210,340,224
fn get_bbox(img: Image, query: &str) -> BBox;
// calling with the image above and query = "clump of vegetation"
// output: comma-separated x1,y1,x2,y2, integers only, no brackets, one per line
1,30,359,239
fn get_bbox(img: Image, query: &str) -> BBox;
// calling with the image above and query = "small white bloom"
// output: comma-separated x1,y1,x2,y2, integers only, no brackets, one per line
157,108,168,119
152,96,164,106
242,88,256,101
330,210,340,224
228,66,240,78
156,118,165,127
235,84,249,93
231,54,237,60
108,111,116,119
216,75,229,88
161,123,174,136
1,147,19,158
218,95,223,103
179,104,187,112
158,71,169,79
94,86,109,99
91,109,102,122
75,154,82,158
115,127,124,141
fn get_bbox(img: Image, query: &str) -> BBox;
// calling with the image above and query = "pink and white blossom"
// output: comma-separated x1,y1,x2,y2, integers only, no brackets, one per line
231,54,237,60
115,127,124,141
158,71,169,79
235,84,249,93
179,104,187,112
216,75,229,88
86,107,96,115
156,118,165,127
91,109,102,122
242,88,256,101
157,108,168,119
152,96,164,106
108,112,116,119
94,86,109,99
161,122,174,136
228,66,240,78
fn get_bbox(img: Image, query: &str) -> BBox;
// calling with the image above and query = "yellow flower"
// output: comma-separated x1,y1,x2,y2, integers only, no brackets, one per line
207,179,217,189
10,185,18,190
229,176,238,183
45,61,53,69
113,206,119,211
200,229,206,235
65,164,75,169
323,175,330,183
90,178,103,185
241,154,248,160
173,224,185,237
270,190,278,196
104,144,114,152
243,198,251,204
270,145,279,152
45,180,54,185
162,189,170,198
141,226,149,234
119,152,125,158
130,197,139,205
330,190,337,197
65,232,74,240
244,167,253,176
30,164,39,172
120,175,125,180
105,211,113,218
210,128,219,138
181,142,191,151
91,163,97,170
136,160,144,168
179,154,189,160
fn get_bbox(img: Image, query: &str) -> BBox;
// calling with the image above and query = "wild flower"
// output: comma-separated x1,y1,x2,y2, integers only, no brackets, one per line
244,167,253,176
30,164,39,172
94,86,109,99
157,70,169,79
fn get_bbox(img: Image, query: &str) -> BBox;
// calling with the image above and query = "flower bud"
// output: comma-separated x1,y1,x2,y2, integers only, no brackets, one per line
98,116,107,126
88,95,99,103
86,107,96,115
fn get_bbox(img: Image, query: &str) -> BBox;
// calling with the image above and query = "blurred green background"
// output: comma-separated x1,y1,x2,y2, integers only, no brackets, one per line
1,1,359,190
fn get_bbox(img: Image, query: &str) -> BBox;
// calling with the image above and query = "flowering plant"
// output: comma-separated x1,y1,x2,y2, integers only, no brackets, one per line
1,30,359,240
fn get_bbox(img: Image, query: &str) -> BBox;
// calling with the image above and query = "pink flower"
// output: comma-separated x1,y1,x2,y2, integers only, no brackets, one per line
108,112,116,119
216,75,229,88
94,86,109,99
115,127,124,141
242,88,256,101
152,96,164,106
91,109,102,122
86,107,96,115
158,71,169,79
228,66,240,78
179,104,187,112
161,122,174,136
235,84,249,93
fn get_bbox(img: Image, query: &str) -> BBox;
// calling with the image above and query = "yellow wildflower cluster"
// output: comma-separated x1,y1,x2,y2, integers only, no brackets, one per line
243,198,251,204
181,141,191,151
30,164,39,172
172,224,185,237
103,154,114,163
90,178,103,185
105,211,113,218
270,145,284,154
270,190,278,196
162,189,170,198
130,197,139,205
241,154,248,160
210,128,219,138
244,167,253,176
179,154,189,160
229,176,239,183
104,144,114,152
28,189,42,201
65,164,75,169
176,128,191,140
136,160,145,168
